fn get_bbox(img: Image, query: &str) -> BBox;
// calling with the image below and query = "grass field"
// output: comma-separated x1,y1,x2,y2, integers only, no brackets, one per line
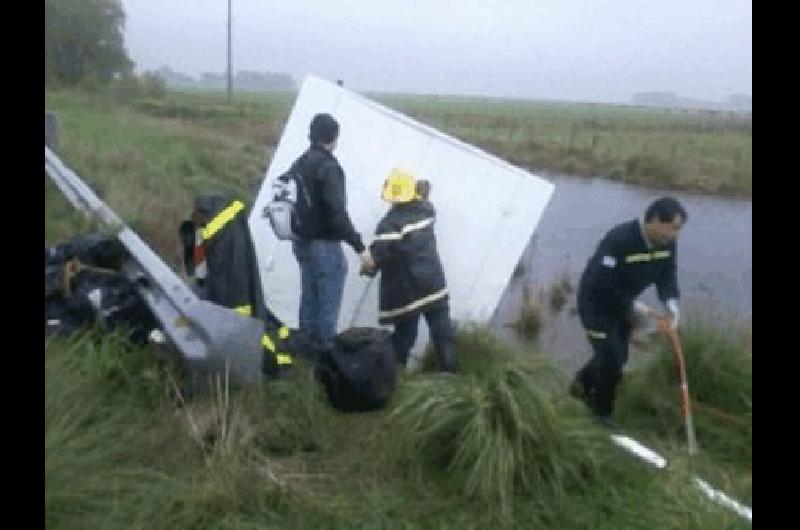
45,324,751,529
44,88,751,528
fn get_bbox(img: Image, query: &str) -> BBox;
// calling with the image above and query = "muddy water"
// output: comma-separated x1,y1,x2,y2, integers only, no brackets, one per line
490,175,752,373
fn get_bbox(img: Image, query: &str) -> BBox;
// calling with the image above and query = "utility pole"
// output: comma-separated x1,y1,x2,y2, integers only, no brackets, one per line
227,0,232,103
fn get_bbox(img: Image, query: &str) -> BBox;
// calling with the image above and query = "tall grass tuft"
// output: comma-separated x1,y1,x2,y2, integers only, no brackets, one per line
390,331,607,519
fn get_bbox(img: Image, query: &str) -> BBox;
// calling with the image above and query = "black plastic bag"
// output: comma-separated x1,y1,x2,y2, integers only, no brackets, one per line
315,327,397,412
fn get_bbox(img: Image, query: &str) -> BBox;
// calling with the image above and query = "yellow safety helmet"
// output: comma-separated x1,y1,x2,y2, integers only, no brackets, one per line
381,168,419,204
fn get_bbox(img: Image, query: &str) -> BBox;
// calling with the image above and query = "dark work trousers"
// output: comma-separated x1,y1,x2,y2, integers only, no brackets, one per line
392,302,456,372
573,306,632,417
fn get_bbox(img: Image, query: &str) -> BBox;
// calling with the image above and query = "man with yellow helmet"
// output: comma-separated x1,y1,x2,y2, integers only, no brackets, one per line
361,168,456,373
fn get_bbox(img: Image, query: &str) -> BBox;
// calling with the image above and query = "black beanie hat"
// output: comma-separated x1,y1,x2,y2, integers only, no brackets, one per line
309,113,339,144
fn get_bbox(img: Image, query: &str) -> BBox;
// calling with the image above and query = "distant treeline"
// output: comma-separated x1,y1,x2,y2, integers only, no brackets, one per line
631,91,752,113
154,66,296,92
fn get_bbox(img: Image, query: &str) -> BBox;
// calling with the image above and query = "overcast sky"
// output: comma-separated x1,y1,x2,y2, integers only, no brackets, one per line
120,0,751,104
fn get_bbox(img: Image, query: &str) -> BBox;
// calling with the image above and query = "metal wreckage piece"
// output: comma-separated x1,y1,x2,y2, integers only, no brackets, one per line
45,146,265,384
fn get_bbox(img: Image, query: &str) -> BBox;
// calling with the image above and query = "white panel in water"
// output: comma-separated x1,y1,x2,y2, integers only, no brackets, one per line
249,75,554,356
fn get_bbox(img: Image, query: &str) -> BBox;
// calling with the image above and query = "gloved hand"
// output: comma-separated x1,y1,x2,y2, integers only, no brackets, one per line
665,299,680,329
631,300,657,333
359,249,376,276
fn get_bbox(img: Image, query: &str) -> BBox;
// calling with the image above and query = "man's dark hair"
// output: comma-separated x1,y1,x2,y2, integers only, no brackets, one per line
309,113,339,144
645,197,688,223
415,179,431,200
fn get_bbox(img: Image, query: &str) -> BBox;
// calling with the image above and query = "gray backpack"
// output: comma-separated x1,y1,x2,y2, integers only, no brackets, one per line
264,155,315,240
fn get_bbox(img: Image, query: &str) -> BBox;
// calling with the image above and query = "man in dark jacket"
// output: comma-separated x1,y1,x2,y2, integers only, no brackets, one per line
291,113,371,356
361,170,456,373
571,197,688,427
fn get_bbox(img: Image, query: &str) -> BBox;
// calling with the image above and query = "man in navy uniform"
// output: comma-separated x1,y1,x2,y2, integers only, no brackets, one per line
571,197,688,428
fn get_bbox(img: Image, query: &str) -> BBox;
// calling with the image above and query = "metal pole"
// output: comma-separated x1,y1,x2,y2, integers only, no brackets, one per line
658,316,698,455
227,0,232,103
